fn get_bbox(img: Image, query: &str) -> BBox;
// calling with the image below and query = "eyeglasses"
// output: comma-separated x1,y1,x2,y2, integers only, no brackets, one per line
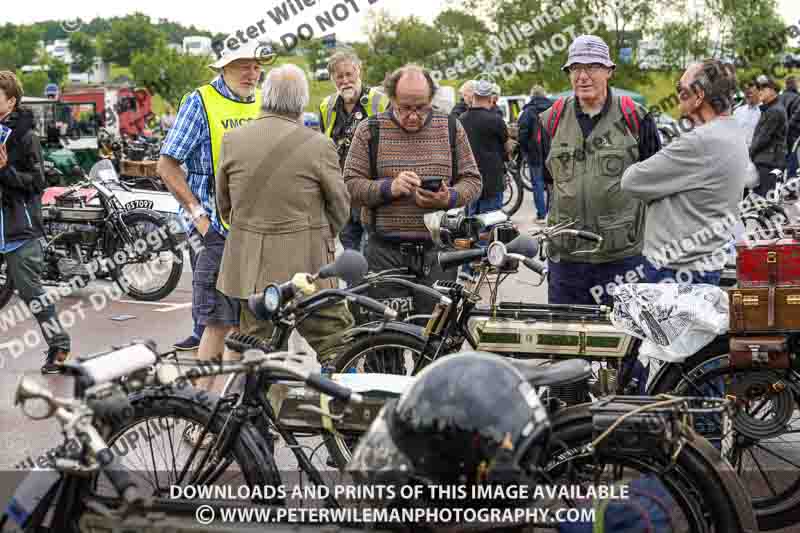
675,82,702,100
567,64,608,76
395,103,432,118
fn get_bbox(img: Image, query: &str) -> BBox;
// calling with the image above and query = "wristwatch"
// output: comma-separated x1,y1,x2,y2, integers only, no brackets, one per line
189,204,208,222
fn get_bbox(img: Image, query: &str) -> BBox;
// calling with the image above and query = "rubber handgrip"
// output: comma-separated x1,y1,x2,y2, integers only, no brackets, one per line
523,257,548,276
505,234,539,257
307,373,353,401
437,248,486,271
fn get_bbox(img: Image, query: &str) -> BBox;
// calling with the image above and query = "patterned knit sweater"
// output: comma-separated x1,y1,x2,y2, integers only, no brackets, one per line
343,111,482,241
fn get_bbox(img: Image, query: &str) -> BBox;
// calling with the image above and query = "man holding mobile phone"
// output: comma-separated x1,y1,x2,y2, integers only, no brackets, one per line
344,64,482,312
0,71,71,373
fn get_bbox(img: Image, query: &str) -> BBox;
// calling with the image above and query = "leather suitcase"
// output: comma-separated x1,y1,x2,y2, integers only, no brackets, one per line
729,335,791,369
736,239,800,287
729,287,800,332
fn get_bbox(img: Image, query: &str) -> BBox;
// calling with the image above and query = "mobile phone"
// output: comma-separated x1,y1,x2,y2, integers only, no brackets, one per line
420,176,443,192
0,124,11,146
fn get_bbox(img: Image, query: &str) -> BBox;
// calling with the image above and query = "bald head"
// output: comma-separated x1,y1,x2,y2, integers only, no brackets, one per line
459,80,475,102
261,64,309,118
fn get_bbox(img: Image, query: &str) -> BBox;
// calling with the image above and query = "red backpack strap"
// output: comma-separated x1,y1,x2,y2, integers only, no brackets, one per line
620,95,640,140
546,97,566,139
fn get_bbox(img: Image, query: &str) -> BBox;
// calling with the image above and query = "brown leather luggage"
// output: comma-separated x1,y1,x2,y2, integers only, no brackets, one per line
729,287,800,332
729,335,791,369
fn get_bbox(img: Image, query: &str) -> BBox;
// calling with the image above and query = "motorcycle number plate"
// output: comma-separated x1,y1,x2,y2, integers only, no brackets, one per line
5,469,61,526
125,199,154,210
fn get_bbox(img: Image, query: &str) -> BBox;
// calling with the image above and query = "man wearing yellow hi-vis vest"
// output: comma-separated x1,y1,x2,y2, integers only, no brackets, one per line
319,51,388,251
157,43,276,413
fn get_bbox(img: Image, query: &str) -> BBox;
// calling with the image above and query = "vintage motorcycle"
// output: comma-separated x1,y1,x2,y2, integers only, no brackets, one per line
0,160,183,310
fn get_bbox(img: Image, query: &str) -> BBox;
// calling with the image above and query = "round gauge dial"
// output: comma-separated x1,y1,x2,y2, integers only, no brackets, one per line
263,284,282,315
487,242,507,267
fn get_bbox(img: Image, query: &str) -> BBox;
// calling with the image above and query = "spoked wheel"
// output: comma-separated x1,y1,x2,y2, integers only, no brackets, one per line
665,355,800,530
323,332,427,469
0,256,14,310
742,212,787,241
538,406,754,533
111,211,183,301
98,388,280,501
502,168,524,217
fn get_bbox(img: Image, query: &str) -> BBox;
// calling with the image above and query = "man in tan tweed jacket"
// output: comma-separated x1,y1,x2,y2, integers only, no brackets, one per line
216,64,354,366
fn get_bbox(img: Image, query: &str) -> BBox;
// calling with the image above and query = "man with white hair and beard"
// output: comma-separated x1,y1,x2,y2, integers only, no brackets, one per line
216,64,354,369
320,51,388,251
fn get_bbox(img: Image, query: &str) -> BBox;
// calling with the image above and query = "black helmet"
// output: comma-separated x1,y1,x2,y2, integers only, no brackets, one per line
348,352,550,487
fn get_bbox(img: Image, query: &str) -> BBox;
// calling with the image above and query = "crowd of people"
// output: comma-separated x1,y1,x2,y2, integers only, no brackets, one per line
0,33,796,396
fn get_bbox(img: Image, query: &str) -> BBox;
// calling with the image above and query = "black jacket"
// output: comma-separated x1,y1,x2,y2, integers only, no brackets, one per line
1,107,46,245
789,109,800,153
451,99,469,119
750,98,788,169
780,89,799,125
458,107,509,199
517,96,553,165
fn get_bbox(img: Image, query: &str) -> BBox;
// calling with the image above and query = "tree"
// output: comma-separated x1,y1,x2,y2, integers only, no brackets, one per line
130,41,211,107
97,13,164,67
0,43,16,71
44,56,69,85
15,25,43,67
68,32,97,76
362,11,446,86
17,70,49,98
660,20,711,71
304,40,328,73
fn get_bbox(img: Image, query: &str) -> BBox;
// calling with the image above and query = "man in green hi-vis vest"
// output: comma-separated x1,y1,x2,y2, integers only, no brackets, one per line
157,43,276,424
319,50,388,251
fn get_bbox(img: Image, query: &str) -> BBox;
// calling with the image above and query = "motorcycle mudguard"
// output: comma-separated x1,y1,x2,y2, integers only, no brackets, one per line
4,469,62,528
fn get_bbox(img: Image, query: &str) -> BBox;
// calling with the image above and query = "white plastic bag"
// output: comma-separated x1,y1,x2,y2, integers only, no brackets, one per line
610,283,729,363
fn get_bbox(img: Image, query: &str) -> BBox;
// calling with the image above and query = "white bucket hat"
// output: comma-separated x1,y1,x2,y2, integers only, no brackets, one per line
209,41,277,71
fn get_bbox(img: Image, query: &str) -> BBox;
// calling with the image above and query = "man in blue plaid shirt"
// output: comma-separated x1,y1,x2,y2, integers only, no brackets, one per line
157,43,275,408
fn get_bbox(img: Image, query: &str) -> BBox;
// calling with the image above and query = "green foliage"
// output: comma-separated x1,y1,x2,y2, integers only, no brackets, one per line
361,12,446,86
660,19,711,71
17,70,49,98
304,40,329,73
97,13,165,67
130,41,212,108
68,33,97,77
0,43,16,71
44,57,69,85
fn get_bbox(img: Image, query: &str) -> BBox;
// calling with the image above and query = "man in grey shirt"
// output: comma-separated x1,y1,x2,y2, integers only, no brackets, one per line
622,59,757,285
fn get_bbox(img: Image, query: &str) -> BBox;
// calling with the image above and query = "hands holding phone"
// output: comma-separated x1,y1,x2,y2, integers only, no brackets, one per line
391,171,451,209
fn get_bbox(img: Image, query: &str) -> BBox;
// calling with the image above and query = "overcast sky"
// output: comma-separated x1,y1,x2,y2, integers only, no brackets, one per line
5,0,800,44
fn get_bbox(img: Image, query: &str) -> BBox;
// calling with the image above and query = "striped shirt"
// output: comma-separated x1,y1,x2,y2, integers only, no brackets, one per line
344,111,482,241
159,76,255,236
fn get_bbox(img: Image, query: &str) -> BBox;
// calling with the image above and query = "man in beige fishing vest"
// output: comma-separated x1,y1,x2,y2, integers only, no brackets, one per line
537,35,662,306
157,43,276,429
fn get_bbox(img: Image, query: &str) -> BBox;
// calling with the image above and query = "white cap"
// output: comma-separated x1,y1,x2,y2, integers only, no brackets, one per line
209,41,276,70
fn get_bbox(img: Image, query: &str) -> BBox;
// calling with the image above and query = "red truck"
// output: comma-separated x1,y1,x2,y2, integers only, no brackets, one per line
60,85,154,137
